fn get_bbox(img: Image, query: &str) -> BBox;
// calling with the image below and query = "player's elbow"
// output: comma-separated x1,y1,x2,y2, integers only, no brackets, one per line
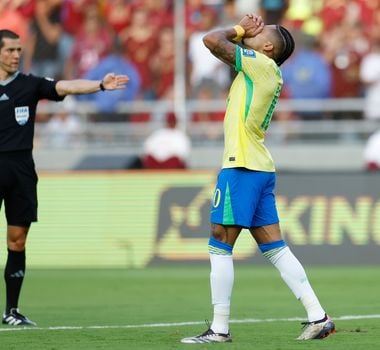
202,32,217,51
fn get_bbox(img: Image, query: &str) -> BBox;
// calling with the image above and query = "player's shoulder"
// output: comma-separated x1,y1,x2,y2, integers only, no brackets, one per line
253,50,277,68
238,46,277,68
241,48,281,76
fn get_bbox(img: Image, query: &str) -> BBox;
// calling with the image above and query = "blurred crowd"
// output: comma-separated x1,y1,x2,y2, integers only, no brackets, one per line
1,0,380,123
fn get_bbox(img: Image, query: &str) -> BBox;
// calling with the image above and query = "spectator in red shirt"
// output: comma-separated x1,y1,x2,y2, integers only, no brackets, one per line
0,0,30,43
60,0,90,37
319,0,346,32
119,7,157,99
103,0,133,35
150,26,175,99
64,2,113,79
134,0,173,30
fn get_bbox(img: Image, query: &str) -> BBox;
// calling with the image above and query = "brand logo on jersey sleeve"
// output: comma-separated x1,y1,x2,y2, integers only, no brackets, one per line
14,106,30,125
242,49,256,57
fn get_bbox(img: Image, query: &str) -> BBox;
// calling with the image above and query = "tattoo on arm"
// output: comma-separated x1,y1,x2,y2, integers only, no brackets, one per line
211,38,236,66
203,29,237,67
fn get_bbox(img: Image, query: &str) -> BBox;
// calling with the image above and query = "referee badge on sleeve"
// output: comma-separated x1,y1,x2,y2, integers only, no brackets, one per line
14,106,30,125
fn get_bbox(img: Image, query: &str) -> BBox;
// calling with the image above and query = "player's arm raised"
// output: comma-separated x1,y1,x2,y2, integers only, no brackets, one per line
202,27,238,67
202,14,264,67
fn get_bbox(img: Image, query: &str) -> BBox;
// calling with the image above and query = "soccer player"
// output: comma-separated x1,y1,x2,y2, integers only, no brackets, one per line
180,15,335,343
0,29,129,326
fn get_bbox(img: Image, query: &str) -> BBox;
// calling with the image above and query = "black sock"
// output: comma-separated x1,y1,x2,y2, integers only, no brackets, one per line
4,249,26,314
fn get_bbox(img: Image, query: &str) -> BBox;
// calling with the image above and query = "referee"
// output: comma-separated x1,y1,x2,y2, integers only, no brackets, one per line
0,29,129,326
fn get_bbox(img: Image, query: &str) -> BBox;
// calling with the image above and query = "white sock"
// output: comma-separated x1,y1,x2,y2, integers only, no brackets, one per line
209,253,234,334
265,246,325,322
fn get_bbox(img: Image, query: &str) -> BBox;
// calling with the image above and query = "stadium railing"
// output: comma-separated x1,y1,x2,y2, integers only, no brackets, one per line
35,97,379,147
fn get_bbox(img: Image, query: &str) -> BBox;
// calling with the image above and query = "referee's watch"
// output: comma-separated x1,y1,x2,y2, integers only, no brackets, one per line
99,81,106,91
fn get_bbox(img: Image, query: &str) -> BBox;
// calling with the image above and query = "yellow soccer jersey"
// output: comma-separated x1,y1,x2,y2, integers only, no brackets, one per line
222,45,283,172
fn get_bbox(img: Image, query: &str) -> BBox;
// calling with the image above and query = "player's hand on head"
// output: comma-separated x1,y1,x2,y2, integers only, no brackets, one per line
238,14,264,38
102,73,130,90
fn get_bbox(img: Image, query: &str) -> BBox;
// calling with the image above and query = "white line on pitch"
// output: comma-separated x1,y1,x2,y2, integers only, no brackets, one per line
0,314,380,332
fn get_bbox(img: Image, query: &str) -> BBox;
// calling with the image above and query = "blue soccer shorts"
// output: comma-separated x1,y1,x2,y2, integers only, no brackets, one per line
210,168,279,228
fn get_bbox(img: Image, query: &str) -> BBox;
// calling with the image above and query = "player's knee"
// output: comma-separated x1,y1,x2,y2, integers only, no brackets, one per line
210,225,226,242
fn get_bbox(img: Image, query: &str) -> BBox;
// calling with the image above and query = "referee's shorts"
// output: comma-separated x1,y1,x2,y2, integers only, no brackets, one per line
0,150,38,225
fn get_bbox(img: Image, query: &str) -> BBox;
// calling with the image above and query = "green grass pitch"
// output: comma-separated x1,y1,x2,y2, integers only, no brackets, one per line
1,265,379,349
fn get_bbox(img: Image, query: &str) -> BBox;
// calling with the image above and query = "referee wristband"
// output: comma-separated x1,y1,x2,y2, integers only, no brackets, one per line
233,25,245,42
99,81,106,91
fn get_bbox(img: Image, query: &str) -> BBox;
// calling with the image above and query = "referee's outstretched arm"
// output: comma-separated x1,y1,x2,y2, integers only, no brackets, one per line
56,72,130,96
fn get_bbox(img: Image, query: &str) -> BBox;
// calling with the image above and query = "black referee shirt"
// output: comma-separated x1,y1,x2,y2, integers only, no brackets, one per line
0,72,64,152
